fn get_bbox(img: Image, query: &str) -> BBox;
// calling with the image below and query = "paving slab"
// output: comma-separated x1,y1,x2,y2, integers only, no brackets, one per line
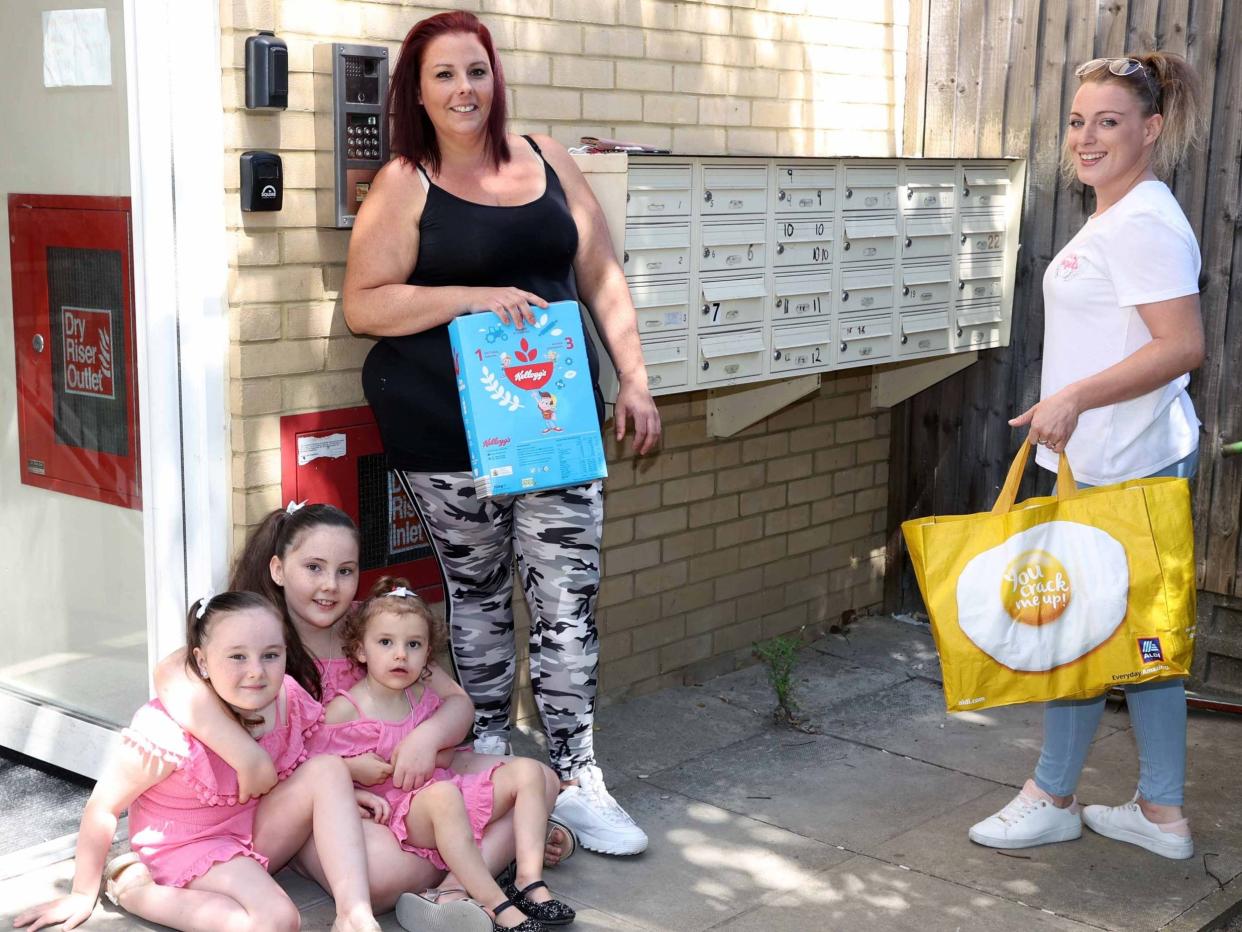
811,676,1128,787
548,779,852,932
808,619,944,681
869,783,1224,931
649,729,997,852
704,650,909,721
712,853,1098,931
588,681,772,778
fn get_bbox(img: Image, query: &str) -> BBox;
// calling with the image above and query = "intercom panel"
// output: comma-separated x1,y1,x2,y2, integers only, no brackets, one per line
314,42,389,229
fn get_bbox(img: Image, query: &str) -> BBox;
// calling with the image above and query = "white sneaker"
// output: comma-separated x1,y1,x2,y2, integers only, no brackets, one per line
472,733,511,756
553,764,648,855
395,890,491,932
968,780,1082,849
1082,797,1193,860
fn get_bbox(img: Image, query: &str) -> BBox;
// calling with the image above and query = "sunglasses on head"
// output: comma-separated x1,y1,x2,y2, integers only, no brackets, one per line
1075,58,1160,112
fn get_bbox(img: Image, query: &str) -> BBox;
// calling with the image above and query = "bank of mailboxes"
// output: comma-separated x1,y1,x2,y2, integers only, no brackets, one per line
621,157,1024,395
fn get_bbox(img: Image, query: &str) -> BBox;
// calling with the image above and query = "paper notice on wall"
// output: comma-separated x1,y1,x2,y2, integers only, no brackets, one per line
43,9,112,88
297,432,347,466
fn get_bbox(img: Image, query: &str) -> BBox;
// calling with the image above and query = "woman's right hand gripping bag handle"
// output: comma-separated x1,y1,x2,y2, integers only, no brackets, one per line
901,443,1195,712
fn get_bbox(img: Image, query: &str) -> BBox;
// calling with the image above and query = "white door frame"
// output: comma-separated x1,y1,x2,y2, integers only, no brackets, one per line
0,0,231,780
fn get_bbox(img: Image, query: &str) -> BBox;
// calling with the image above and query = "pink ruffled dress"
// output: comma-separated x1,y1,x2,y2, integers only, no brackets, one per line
315,656,362,701
312,686,503,870
122,676,323,887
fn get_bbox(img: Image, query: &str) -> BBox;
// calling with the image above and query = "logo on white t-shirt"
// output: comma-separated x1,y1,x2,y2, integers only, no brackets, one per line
1055,253,1080,279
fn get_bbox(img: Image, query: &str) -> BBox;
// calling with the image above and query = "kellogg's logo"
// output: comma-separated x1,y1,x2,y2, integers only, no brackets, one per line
1138,637,1164,663
502,337,553,390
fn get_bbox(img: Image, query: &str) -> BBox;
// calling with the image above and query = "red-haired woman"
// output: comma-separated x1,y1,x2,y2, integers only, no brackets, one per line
343,11,659,861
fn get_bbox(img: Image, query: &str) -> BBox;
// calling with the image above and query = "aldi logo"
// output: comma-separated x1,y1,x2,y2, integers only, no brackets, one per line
1138,637,1164,664
61,306,115,399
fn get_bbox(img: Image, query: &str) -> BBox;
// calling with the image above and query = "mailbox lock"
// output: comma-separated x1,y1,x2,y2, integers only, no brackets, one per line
959,280,967,290
904,236,912,248
907,187,914,200
841,290,850,302
901,286,910,297
845,187,853,199
900,333,908,345
963,186,971,198
956,327,964,338
32,334,45,354
703,247,711,258
961,233,969,245
702,304,711,315
840,342,848,352
778,190,787,201
843,240,851,251
776,244,785,255
704,190,713,203
773,349,782,360
623,251,629,264
702,360,710,371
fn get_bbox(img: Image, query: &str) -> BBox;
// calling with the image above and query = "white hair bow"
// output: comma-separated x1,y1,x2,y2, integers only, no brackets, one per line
195,589,214,619
286,500,307,514
388,587,416,599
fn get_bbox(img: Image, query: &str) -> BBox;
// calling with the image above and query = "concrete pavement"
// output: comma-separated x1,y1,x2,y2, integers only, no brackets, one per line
2,615,1239,931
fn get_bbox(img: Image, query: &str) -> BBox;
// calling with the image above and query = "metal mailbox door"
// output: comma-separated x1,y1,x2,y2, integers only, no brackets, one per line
8,194,139,509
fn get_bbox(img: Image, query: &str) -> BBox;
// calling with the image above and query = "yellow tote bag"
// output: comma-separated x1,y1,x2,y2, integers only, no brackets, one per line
902,443,1195,712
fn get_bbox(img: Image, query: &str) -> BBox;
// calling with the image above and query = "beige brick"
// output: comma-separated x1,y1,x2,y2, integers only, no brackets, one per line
727,127,778,154
813,394,856,422
716,463,766,494
876,411,891,437
598,572,634,608
752,38,804,70
662,474,715,505
675,3,732,33
603,649,659,689
635,506,689,539
659,634,712,672
673,63,733,95
281,371,367,410
763,553,810,588
761,603,808,639
617,0,676,30
599,628,632,661
552,0,617,23
636,450,689,484
276,151,316,190
606,483,662,518
514,87,582,119
787,474,830,505
281,229,349,265
809,542,857,575
231,265,325,304
834,465,874,495
874,461,889,484
691,440,740,472
715,565,763,601
735,585,786,621
787,526,827,555
785,573,828,605
583,25,646,58
224,190,318,230
245,485,282,523
701,36,757,67
635,560,689,596
831,513,874,544
853,486,887,513
688,495,740,528
552,56,614,89
326,336,372,370
688,546,740,582
500,50,552,85
600,594,663,632
661,579,716,616
238,305,282,342
615,60,673,92
698,96,752,126
233,414,281,454
582,90,643,123
232,377,283,415
713,618,761,654
766,453,811,483
483,0,551,15
811,494,854,525
758,0,808,12
751,99,807,128
240,449,281,487
604,457,635,490
836,416,877,444
764,504,810,536
662,527,716,562
741,434,786,461
631,615,687,651
514,20,583,53
605,540,662,576
748,534,788,565
645,31,701,62
733,8,784,38
662,418,707,448
715,516,764,549
235,231,279,266
284,301,350,339
738,484,786,516
228,0,276,30
686,599,737,635
603,516,635,548
814,445,856,472
643,94,698,125
277,0,365,36
238,339,325,378
767,399,814,431
789,423,834,453
611,123,673,148
223,110,316,151
804,44,892,79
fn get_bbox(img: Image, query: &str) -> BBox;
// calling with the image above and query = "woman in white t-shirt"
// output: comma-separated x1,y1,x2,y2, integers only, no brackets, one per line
968,52,1207,860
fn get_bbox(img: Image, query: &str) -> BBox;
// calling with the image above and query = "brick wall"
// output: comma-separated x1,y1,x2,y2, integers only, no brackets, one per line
221,0,899,702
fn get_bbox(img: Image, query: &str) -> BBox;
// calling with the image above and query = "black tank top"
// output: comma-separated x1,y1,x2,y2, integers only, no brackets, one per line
362,136,604,472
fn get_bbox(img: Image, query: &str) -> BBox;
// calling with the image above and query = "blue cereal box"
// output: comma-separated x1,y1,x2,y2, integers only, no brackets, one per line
447,301,607,498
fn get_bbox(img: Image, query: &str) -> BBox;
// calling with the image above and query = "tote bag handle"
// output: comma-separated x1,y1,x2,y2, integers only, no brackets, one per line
990,442,1077,515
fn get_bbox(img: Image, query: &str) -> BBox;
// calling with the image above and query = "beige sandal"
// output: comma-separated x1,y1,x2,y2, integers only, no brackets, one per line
546,815,576,865
103,851,152,906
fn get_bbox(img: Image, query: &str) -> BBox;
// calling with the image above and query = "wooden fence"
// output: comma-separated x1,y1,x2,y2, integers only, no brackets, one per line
888,0,1242,612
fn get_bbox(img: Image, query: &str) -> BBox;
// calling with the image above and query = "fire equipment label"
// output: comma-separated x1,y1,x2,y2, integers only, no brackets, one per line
61,306,115,399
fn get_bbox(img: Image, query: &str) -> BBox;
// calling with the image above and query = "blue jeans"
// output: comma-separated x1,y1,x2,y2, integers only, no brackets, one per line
1033,448,1198,806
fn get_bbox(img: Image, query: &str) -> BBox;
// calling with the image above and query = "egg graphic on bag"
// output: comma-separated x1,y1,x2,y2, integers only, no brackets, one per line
955,521,1129,671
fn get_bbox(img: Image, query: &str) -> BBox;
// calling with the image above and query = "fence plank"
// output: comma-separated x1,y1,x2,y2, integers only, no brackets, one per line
904,0,933,155
925,0,962,157
1170,0,1222,236
1096,0,1130,56
1127,0,1160,50
954,0,986,156
1156,0,1190,56
974,0,1013,155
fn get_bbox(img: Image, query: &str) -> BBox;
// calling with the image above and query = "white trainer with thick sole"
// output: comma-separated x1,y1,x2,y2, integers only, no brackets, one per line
473,733,512,756
968,783,1083,849
394,890,492,932
553,764,648,855
1082,799,1194,860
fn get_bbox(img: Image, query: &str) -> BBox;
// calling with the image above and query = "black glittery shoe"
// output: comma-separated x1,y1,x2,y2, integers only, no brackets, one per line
491,897,547,932
502,880,576,925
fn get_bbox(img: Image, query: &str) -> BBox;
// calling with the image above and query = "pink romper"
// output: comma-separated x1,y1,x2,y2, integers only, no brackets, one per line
312,686,503,870
122,676,323,887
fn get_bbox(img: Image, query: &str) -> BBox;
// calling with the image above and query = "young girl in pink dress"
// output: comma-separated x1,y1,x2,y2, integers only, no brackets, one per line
317,578,575,932
151,503,567,919
14,592,382,932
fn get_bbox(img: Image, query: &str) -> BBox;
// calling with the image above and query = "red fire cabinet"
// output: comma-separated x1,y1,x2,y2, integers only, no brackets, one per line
280,405,442,602
8,194,140,509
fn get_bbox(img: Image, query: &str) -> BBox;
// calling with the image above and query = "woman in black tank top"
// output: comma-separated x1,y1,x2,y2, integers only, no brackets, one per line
342,12,660,919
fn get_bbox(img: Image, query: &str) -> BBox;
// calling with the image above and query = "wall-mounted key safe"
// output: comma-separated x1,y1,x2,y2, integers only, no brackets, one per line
314,42,389,229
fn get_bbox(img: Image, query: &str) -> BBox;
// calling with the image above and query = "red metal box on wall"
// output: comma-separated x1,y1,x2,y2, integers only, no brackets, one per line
280,405,442,602
8,194,141,509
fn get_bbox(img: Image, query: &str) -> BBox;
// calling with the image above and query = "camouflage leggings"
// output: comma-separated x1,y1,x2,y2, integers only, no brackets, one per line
399,471,603,779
